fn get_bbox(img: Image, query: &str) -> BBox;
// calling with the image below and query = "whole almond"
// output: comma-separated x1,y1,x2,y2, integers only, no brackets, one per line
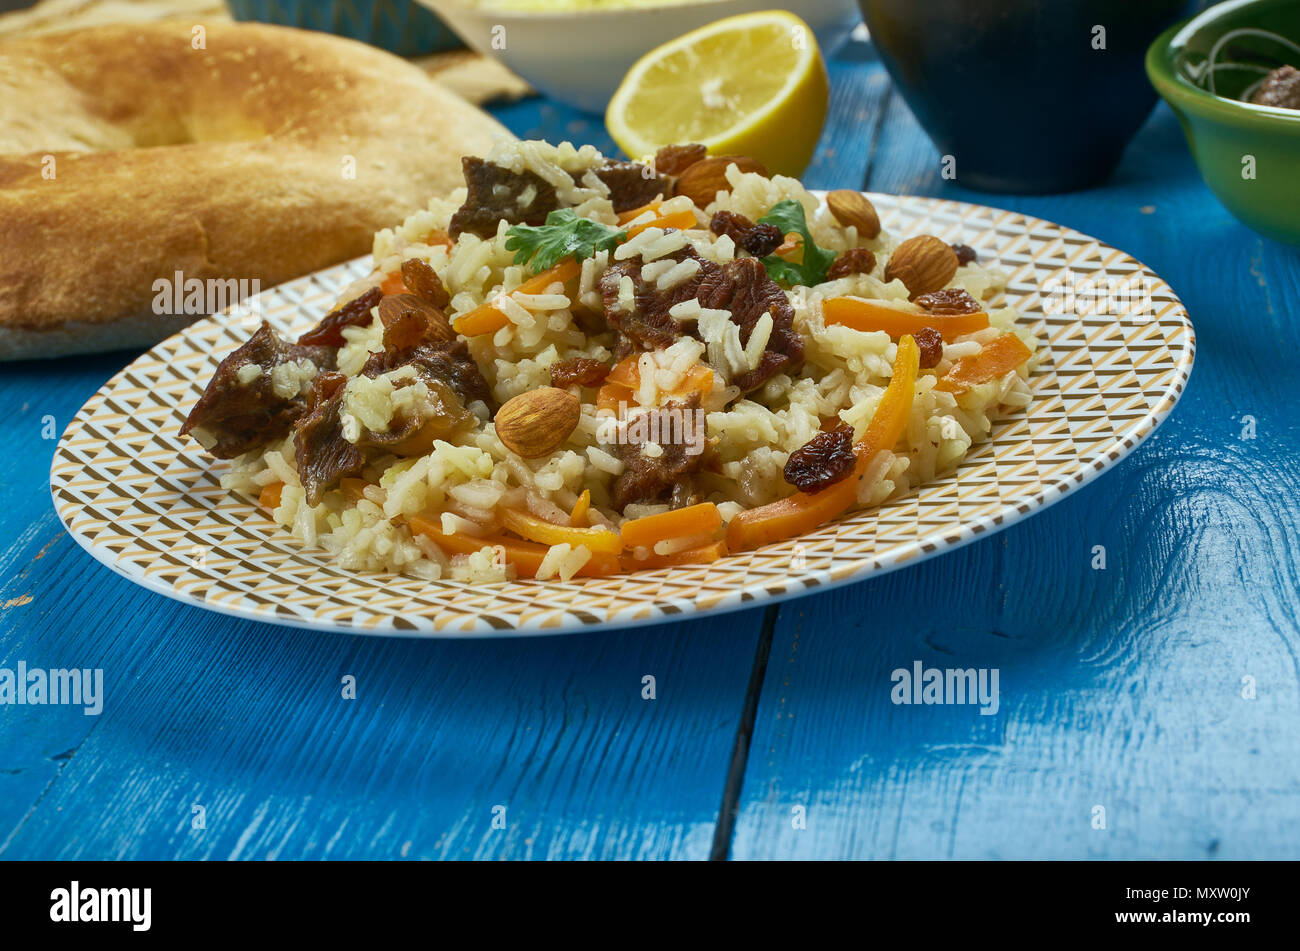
826,190,881,239
673,155,768,209
884,235,959,299
494,387,581,459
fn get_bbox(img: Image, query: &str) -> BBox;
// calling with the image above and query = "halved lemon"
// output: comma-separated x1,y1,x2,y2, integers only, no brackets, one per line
606,10,830,178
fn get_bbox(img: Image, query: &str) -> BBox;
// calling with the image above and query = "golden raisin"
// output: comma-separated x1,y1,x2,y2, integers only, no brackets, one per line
400,258,451,310
550,357,610,389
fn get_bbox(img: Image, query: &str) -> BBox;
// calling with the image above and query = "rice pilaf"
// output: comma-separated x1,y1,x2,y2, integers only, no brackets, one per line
183,140,1038,583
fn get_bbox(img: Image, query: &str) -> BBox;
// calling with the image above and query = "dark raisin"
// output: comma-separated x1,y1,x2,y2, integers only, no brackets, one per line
550,357,610,389
709,210,782,257
400,258,451,310
826,248,878,280
915,287,981,315
654,143,708,176
380,306,426,352
378,293,454,347
951,243,977,266
297,286,382,348
783,425,857,493
914,327,944,369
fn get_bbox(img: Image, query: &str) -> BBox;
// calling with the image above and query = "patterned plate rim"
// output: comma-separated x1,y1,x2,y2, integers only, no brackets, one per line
50,194,1196,637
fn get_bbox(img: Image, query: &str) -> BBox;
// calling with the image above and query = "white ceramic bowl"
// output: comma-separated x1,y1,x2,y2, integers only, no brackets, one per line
414,0,861,113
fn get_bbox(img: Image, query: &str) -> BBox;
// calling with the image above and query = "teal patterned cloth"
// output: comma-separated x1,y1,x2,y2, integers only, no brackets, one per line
227,0,462,55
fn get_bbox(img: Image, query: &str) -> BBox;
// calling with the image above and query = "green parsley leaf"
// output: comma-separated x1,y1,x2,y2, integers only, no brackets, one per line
504,209,626,273
757,199,837,288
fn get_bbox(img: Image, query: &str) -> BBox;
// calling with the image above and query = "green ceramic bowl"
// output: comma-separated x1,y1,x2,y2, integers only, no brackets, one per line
1147,0,1300,245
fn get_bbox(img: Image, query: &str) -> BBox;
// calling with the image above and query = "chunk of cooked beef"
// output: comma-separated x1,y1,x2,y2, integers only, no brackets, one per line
449,156,560,239
378,294,454,351
180,322,335,458
449,155,669,239
598,244,718,351
611,396,709,511
709,210,783,257
654,143,708,176
601,248,803,394
400,257,451,310
592,160,668,213
292,371,365,505
361,377,476,457
1251,65,1300,110
361,339,493,410
696,257,804,393
827,247,878,280
297,286,382,348
550,357,610,389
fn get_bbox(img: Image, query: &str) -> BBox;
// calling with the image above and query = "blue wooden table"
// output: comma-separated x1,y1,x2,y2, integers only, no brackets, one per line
3,33,1298,861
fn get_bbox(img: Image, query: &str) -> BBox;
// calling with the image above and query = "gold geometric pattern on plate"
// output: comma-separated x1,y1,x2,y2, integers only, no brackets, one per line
50,196,1196,637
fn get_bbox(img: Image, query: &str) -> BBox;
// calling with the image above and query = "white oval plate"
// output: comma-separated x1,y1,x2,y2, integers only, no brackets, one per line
50,195,1195,637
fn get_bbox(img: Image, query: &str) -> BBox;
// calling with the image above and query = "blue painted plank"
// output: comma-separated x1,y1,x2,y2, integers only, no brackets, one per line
0,354,145,841
731,67,1300,858
1,586,767,859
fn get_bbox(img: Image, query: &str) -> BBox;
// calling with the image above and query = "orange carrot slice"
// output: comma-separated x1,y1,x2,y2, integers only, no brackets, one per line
408,514,619,578
379,272,408,296
620,502,721,551
452,258,581,336
822,296,989,340
726,334,921,552
425,229,454,249
499,507,623,554
617,199,664,225
622,539,729,571
606,354,640,388
339,478,370,504
934,332,1032,394
569,490,591,527
774,232,803,259
602,356,713,406
626,209,696,239
258,482,283,510
597,382,635,414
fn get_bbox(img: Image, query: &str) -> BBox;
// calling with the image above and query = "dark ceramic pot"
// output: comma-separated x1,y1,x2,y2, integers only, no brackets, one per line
859,0,1203,192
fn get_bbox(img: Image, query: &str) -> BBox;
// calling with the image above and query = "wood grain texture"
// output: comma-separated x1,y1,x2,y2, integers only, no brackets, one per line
730,48,1300,859
1,595,767,859
3,32,1298,860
